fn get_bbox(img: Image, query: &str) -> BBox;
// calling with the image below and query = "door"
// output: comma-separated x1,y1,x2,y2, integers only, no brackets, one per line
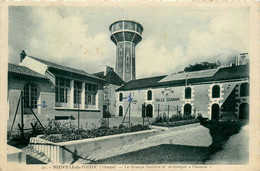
239,103,249,119
211,104,219,120
146,104,153,118
119,106,123,117
184,104,192,116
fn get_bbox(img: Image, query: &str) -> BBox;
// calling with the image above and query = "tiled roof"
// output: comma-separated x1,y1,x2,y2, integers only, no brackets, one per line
28,56,105,81
159,68,219,82
116,65,249,91
116,75,167,91
8,63,48,79
93,71,104,79
93,70,125,86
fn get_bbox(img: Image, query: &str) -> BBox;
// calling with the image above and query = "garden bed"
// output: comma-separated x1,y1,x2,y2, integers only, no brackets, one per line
42,124,151,143
29,129,158,164
28,119,158,163
39,119,150,143
152,119,199,127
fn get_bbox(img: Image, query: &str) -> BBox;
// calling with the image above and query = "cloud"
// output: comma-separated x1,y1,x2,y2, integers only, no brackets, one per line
9,7,249,79
136,11,249,78
27,8,114,73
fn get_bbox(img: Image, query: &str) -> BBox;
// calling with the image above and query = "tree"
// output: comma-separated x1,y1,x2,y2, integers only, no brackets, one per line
184,61,221,72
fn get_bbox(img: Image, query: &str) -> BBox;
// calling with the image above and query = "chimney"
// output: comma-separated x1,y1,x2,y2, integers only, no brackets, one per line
236,53,249,66
20,50,27,63
104,66,114,76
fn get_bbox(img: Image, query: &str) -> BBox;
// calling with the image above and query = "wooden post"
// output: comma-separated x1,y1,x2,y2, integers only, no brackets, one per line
177,105,179,121
78,88,80,131
142,103,145,126
194,107,196,119
167,105,170,127
129,102,131,127
20,91,24,139
108,99,109,128
158,104,160,118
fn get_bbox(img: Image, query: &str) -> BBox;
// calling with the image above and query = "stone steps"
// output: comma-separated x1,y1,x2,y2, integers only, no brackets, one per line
25,147,52,164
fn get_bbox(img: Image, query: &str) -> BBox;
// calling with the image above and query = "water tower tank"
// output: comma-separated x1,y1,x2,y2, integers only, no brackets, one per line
109,19,143,82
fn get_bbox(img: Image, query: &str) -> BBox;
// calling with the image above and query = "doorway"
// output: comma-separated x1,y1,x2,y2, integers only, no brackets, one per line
211,104,220,120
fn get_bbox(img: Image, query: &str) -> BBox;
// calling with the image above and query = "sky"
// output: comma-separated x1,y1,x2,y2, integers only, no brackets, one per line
9,6,249,78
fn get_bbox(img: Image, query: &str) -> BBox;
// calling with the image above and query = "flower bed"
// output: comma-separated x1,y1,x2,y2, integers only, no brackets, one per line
42,119,150,143
29,128,158,163
152,119,199,127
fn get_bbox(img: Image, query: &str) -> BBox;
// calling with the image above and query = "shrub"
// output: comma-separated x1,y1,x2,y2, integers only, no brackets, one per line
200,119,242,154
197,113,203,119
162,113,167,122
99,118,109,129
119,124,125,129
90,123,97,130
170,115,180,122
154,116,163,123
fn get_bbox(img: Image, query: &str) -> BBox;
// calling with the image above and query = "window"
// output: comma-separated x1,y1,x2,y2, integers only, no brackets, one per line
212,85,220,98
85,84,97,108
185,87,191,99
147,90,152,100
126,54,130,62
74,81,82,108
24,83,38,108
119,93,123,102
240,83,249,97
124,21,135,30
55,78,70,107
119,49,122,57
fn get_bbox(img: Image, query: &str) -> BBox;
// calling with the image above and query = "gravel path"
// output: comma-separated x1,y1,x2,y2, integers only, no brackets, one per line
77,123,212,164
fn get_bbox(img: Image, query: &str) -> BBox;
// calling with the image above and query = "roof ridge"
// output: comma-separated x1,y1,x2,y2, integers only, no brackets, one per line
8,63,48,79
171,67,220,75
27,56,105,81
28,56,88,73
131,75,167,81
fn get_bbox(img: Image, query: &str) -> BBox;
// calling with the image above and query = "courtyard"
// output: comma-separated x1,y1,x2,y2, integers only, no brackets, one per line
14,119,248,165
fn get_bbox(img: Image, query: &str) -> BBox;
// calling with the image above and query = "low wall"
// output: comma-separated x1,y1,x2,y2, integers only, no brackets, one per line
7,145,26,164
29,129,158,164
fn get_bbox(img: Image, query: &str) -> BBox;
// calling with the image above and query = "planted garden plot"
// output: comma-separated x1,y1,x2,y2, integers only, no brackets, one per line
29,119,158,163
152,114,199,127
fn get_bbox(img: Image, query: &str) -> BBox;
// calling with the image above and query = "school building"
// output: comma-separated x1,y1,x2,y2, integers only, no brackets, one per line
8,51,105,121
115,63,249,120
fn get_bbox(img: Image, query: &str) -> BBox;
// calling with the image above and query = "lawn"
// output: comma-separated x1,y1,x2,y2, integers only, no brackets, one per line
93,144,210,164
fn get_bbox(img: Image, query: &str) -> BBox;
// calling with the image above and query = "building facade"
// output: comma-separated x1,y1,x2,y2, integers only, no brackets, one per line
115,64,249,120
8,51,105,122
93,66,124,117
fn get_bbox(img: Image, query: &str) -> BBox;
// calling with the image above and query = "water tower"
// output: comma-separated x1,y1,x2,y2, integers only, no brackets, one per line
109,19,143,82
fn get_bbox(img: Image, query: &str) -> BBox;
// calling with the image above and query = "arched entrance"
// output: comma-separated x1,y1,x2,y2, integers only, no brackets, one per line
119,106,123,117
146,104,153,118
211,104,220,120
239,103,249,119
184,104,192,116
240,83,249,97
